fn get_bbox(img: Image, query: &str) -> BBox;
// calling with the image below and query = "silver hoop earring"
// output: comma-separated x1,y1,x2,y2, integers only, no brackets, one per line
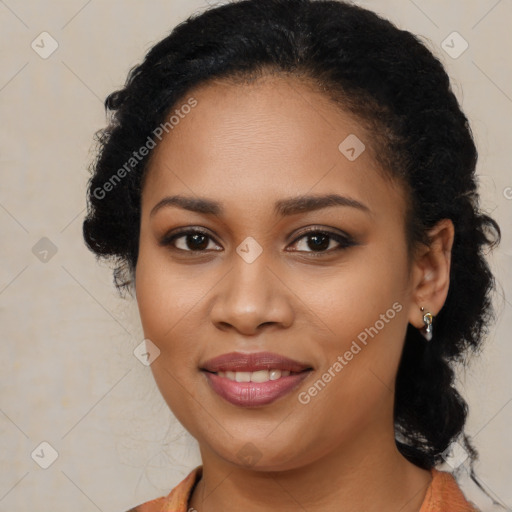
420,306,433,341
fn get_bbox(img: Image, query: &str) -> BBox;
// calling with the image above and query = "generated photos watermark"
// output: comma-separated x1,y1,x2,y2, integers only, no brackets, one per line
298,301,403,404
93,97,198,200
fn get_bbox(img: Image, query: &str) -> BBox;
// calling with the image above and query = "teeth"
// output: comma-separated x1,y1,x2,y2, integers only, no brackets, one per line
235,371,251,382
269,369,280,380
217,369,292,382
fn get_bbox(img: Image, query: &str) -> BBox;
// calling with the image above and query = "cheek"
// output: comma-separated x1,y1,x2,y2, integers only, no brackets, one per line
296,241,409,401
134,241,214,399
296,248,407,343
135,250,206,428
135,239,203,342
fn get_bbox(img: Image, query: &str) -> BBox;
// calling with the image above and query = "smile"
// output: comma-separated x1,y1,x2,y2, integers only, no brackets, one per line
216,369,292,382
202,368,312,407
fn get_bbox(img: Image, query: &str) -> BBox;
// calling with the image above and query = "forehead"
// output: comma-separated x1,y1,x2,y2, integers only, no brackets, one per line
142,75,406,223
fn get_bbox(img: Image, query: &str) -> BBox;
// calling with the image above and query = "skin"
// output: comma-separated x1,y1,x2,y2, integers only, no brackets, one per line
134,74,455,512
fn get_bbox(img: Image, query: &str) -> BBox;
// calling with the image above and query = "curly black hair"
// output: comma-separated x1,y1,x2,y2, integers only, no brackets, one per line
83,0,501,486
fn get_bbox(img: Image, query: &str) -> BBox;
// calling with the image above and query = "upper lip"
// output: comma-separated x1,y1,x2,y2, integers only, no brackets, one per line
200,351,312,373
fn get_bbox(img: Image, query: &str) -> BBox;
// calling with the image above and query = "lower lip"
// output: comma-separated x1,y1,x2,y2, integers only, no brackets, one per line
203,371,311,407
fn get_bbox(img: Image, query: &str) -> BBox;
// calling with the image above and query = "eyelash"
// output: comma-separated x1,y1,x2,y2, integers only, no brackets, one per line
159,226,356,256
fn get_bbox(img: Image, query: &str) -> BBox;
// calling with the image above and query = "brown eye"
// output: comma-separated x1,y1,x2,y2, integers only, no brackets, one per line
160,227,356,256
160,228,221,252
288,228,355,254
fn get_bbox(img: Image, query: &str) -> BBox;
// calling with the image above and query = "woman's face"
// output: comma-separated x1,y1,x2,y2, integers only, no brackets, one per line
135,75,419,471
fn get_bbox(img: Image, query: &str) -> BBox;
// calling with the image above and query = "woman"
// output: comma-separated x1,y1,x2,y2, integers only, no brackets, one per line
82,0,502,510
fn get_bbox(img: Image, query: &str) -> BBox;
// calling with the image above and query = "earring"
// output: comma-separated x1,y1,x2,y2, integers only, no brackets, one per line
419,306,433,341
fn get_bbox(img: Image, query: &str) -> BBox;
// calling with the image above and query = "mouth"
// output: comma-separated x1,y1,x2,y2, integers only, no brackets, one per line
200,352,313,407
211,368,299,382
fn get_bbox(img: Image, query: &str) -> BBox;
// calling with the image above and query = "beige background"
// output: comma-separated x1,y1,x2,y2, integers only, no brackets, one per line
0,0,511,510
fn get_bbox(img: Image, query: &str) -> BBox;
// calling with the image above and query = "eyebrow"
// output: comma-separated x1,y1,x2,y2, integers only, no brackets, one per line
149,193,371,218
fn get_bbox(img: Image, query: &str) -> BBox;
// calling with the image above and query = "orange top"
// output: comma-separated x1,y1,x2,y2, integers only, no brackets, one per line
126,466,479,512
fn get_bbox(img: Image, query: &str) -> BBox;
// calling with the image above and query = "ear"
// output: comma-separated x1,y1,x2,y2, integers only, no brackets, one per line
407,218,455,330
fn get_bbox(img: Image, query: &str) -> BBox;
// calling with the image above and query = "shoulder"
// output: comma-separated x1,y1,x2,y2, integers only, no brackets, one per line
122,466,203,512
419,468,480,512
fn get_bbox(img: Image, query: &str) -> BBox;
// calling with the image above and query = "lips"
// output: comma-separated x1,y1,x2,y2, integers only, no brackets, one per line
200,351,312,373
204,371,311,407
200,351,313,407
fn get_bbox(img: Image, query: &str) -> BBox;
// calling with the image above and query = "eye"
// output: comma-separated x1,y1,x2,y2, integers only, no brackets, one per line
288,227,356,255
160,226,355,255
160,228,221,252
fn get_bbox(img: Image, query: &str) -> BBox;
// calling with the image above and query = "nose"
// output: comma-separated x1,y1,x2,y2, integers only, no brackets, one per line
209,254,294,335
